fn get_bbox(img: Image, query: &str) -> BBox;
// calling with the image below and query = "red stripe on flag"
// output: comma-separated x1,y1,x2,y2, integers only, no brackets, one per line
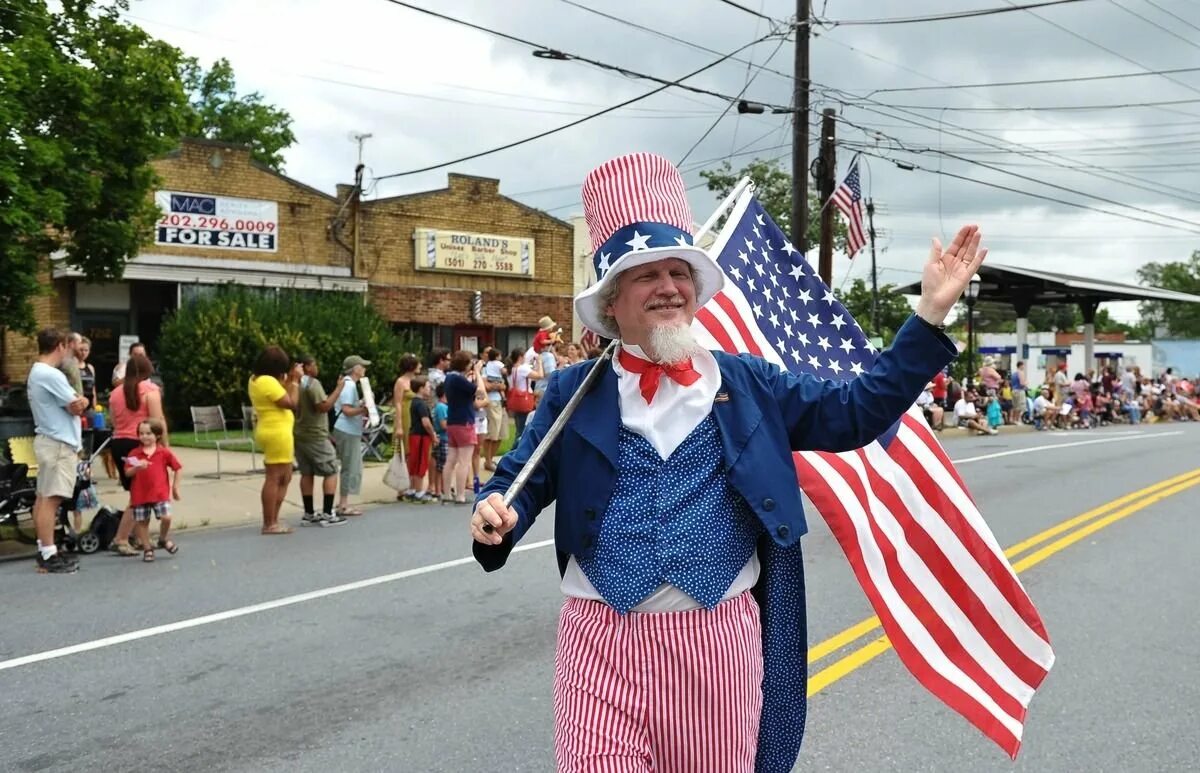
824,451,1027,722
888,429,1052,651
850,448,1037,715
794,453,1023,758
901,413,973,503
696,307,739,354
713,292,763,356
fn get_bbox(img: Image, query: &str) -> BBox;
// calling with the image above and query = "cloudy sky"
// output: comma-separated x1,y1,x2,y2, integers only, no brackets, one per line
124,0,1200,322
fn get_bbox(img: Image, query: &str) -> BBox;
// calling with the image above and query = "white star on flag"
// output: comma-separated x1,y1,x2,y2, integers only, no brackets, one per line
597,251,612,275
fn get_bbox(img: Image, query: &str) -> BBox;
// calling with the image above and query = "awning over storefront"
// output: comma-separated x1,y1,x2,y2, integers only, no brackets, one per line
52,253,368,293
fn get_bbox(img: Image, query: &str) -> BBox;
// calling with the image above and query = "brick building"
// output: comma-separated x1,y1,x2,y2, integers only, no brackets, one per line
354,174,574,356
2,138,360,382
2,138,575,381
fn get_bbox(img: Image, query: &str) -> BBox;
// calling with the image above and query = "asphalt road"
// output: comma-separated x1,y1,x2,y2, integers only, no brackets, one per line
1,422,1197,772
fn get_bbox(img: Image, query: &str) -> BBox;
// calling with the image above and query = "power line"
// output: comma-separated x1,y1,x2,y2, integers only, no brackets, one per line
713,0,781,22
829,99,1200,207
856,148,1200,235
553,0,794,87
677,34,790,165
378,0,785,107
820,0,1093,26
1139,0,1200,34
999,0,1200,103
857,65,1200,95
870,96,1200,112
1105,0,1200,53
372,31,780,181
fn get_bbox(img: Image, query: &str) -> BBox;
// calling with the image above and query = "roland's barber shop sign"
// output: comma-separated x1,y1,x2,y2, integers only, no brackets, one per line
414,228,534,278
154,191,278,252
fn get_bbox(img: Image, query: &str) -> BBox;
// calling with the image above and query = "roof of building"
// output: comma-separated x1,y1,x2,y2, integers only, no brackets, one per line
894,261,1200,307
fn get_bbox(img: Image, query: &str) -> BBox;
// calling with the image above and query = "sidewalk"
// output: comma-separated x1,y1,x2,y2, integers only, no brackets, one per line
1,446,489,560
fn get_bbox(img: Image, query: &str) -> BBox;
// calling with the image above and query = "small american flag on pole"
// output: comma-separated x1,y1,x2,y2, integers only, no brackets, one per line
832,158,867,257
692,188,1054,757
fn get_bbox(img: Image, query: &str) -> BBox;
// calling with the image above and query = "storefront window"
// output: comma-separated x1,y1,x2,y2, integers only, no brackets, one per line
498,327,537,355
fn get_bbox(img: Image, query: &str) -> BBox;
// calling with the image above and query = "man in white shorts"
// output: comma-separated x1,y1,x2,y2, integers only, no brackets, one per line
27,328,89,574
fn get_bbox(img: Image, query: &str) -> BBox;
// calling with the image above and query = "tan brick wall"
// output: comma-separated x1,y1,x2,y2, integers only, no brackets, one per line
359,174,574,330
3,272,72,382
151,139,349,269
370,285,573,331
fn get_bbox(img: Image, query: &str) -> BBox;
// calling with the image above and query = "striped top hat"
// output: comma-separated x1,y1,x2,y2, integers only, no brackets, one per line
574,152,724,340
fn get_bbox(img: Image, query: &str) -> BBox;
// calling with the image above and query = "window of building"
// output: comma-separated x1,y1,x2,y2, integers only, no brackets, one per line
498,327,537,356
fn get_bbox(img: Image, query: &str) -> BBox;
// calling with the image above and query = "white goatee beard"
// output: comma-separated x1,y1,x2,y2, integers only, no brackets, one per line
645,324,702,364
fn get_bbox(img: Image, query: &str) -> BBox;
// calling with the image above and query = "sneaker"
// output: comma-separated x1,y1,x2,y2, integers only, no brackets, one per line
319,512,347,527
37,553,79,574
411,493,438,505
300,512,322,527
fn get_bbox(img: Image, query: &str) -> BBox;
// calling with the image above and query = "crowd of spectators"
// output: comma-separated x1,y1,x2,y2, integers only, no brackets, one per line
918,358,1200,436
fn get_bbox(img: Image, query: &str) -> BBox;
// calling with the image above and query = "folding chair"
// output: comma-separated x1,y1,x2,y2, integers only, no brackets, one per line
189,406,258,478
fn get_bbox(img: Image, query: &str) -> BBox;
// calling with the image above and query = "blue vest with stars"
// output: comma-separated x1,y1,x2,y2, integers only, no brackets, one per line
576,414,761,614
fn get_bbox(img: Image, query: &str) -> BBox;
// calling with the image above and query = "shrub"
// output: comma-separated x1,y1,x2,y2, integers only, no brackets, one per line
157,286,419,426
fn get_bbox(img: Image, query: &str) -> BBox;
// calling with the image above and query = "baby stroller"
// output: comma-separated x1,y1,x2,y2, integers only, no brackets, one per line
0,458,38,544
55,437,121,556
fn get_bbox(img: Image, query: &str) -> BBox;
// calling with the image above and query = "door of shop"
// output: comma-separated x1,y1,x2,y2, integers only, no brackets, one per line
453,325,494,356
74,313,129,394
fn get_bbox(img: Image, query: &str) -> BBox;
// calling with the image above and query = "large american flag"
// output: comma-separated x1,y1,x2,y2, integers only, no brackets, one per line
832,159,867,257
692,190,1054,757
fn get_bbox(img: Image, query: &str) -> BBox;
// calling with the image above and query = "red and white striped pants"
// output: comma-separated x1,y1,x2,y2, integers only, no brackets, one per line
553,591,764,772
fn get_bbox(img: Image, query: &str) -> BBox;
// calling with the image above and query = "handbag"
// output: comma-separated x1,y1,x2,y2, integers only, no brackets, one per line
507,387,535,414
382,448,410,491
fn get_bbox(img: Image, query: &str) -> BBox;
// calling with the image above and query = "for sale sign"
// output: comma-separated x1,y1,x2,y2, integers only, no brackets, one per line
154,191,278,252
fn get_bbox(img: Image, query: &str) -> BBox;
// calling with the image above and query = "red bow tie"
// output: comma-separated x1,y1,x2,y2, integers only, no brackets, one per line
617,348,701,404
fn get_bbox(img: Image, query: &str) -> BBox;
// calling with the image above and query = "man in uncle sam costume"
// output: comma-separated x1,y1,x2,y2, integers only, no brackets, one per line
471,152,987,772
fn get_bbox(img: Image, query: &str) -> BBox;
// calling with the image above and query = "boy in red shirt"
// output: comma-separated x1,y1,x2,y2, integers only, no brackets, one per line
124,418,182,562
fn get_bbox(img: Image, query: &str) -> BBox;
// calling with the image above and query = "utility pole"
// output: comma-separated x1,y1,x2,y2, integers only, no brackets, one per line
866,198,879,335
817,107,836,286
793,0,810,252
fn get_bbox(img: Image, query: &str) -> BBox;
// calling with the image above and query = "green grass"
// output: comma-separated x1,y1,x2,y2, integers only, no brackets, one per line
167,430,257,450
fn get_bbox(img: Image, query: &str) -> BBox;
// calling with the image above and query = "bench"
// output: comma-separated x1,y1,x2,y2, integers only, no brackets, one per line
190,406,258,478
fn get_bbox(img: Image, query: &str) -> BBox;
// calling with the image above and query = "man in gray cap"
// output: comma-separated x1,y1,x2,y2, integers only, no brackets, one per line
331,355,371,516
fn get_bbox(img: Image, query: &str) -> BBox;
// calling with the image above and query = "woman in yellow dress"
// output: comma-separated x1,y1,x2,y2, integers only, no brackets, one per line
248,346,302,534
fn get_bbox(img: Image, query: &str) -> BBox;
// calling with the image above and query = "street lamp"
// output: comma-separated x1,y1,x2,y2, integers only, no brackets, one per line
965,273,981,389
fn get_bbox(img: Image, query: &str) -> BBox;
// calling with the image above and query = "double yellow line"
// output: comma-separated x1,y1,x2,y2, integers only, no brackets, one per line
805,466,1200,696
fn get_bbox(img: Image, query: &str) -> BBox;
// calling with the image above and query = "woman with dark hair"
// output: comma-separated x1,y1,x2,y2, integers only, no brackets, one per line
248,345,302,535
443,350,486,504
107,353,168,556
390,353,422,499
507,347,537,444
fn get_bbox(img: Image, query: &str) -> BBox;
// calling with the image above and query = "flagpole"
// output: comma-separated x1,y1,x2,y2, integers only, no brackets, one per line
696,176,753,242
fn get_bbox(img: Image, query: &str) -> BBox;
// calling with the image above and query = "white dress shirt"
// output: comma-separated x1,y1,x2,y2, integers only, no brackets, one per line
559,344,760,611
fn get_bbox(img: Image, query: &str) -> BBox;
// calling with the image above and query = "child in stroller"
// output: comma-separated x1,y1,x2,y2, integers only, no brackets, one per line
0,442,119,555
54,438,121,556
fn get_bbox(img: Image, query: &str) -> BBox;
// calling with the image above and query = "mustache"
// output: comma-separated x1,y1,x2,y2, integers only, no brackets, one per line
645,295,686,310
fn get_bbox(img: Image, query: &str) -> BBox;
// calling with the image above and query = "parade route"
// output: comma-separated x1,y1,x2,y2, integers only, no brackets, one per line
2,422,1197,772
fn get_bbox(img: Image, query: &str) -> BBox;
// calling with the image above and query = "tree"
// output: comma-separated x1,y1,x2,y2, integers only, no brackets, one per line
1137,251,1200,338
834,279,914,345
0,0,191,334
700,158,849,252
181,58,296,172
